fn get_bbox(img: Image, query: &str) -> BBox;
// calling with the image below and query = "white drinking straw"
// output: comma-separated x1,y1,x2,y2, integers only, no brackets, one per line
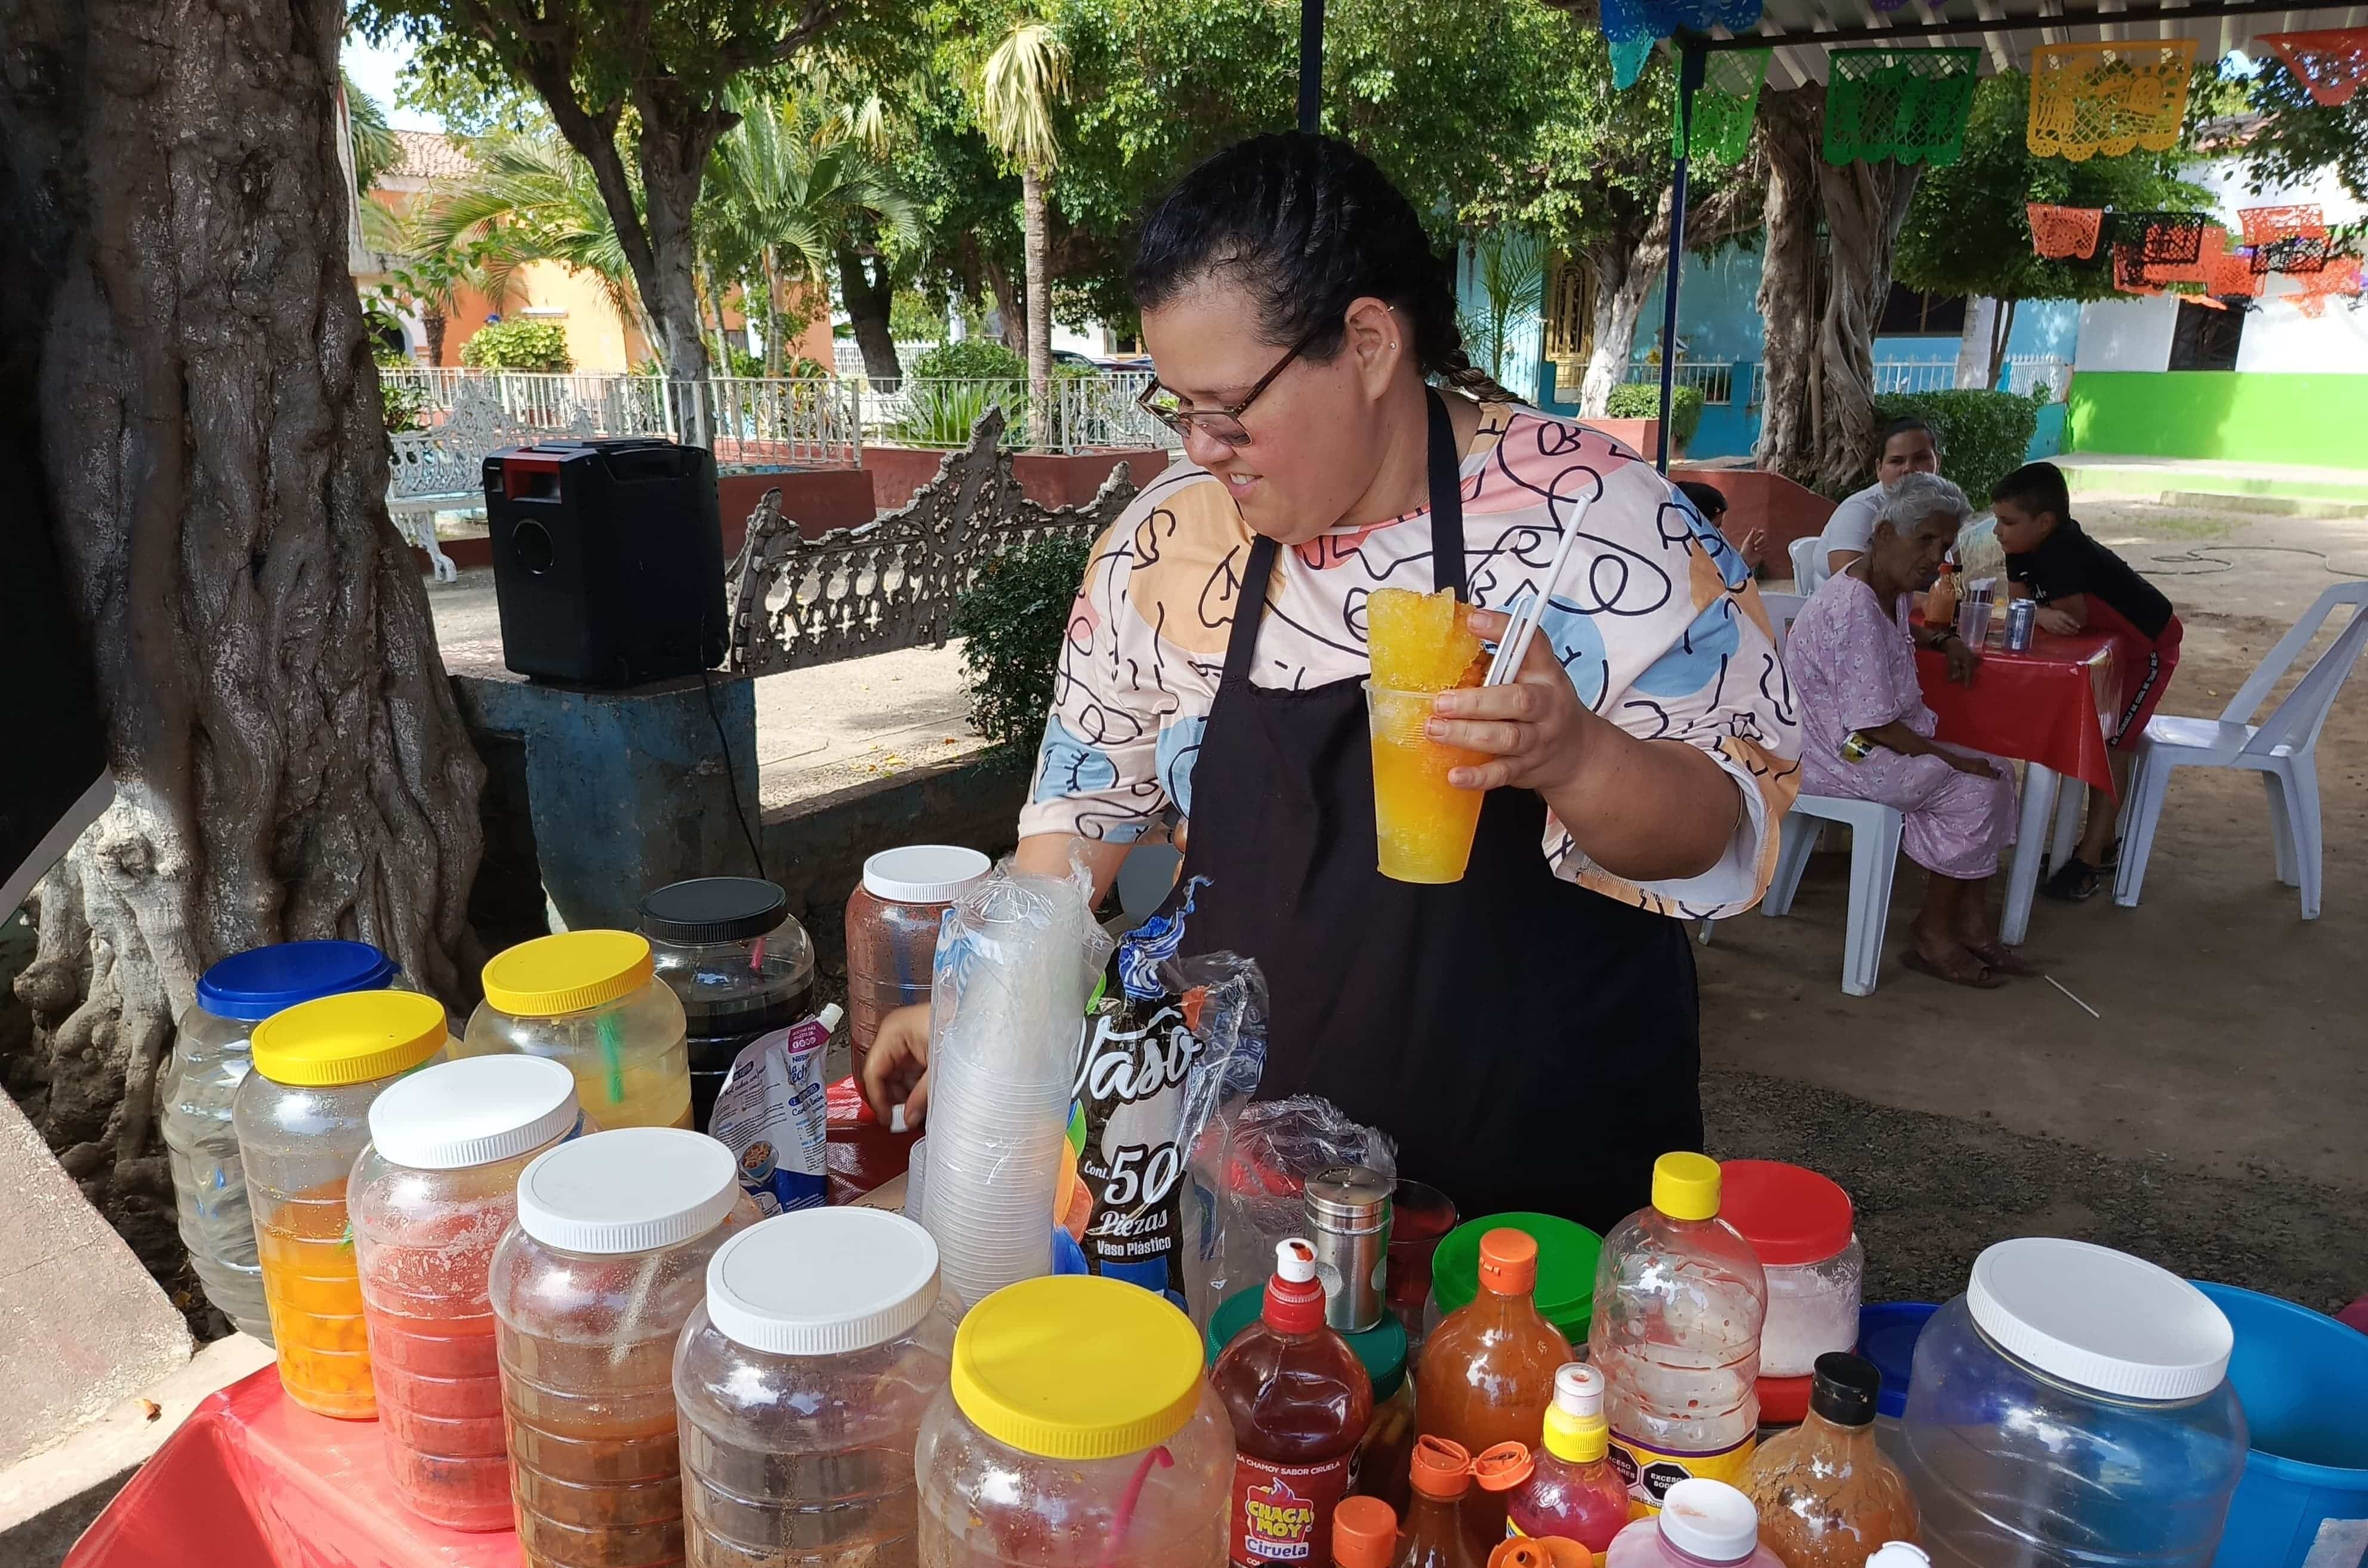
1485,499,1592,686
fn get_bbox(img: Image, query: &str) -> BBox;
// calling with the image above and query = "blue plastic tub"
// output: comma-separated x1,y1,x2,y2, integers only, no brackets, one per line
2196,1282,2368,1568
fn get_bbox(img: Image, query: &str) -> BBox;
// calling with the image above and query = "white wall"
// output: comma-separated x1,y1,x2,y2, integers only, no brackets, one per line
2199,157,2368,375
2076,294,2181,371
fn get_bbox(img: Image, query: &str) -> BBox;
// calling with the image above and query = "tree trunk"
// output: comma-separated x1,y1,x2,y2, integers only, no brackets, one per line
835,245,902,385
702,263,735,377
1815,153,1923,493
1955,297,1996,388
1754,90,1824,487
1020,168,1054,446
424,308,448,367
761,247,785,377
1576,190,1675,416
1,0,485,1227
630,113,718,382
1987,296,2019,390
982,254,1027,354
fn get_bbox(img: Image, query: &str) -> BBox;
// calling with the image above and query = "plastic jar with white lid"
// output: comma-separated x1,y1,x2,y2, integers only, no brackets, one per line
491,1126,758,1568
843,845,990,1075
350,1054,586,1531
458,930,693,1132
916,1274,1235,1568
642,876,816,1131
674,1206,958,1566
165,939,397,1342
1900,1237,2247,1567
1720,1160,1863,1382
233,989,451,1419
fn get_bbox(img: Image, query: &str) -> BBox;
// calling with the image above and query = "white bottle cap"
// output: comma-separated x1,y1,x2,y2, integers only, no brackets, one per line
1552,1362,1603,1418
1966,1237,2233,1401
1657,1479,1759,1563
816,1002,845,1034
705,1208,941,1356
1867,1547,1932,1568
516,1128,740,1254
1275,1239,1318,1284
862,845,991,903
366,1055,579,1170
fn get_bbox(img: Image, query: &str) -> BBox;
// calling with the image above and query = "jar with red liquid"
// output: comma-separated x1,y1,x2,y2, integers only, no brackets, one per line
1386,1183,1457,1347
1416,1230,1573,1554
1398,1437,1481,1568
843,845,988,1076
1497,1364,1631,1554
350,1054,585,1530
1214,1239,1376,1567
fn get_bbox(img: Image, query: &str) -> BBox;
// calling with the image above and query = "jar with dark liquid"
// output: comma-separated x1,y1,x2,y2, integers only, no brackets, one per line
641,877,815,1130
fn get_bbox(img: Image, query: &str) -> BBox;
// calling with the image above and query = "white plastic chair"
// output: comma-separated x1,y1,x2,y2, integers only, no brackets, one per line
1758,590,1805,647
1789,535,1829,594
2114,584,2368,919
1760,795,1904,996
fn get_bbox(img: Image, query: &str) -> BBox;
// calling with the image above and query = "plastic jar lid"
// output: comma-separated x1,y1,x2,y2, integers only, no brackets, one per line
1652,1152,1722,1222
1657,1478,1760,1561
517,1128,740,1252
1333,1496,1398,1568
951,1275,1203,1461
251,991,448,1087
367,1055,579,1169
706,1208,940,1356
1966,1237,2233,1401
861,845,991,903
1867,1547,1931,1568
482,931,655,1016
1719,1159,1854,1264
195,941,397,1022
1856,1301,1938,1420
1758,1372,1814,1426
1431,1213,1600,1338
640,878,790,945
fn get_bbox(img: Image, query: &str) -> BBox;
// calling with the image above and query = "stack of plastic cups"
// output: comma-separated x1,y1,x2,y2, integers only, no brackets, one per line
916,868,1105,1310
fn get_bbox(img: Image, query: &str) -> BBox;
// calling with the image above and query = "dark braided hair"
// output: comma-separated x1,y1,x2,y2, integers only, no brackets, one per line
1130,133,1518,404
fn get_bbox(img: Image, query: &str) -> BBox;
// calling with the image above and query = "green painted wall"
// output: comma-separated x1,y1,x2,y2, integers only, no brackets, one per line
2066,372,2368,470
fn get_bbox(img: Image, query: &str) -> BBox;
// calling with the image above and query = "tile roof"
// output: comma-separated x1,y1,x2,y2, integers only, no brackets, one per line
389,129,474,181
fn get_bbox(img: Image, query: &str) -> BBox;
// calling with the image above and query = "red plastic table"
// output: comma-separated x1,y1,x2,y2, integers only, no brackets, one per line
1915,626,2118,944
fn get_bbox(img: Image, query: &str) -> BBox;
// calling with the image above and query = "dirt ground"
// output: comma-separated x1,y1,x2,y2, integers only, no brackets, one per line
1703,497,2368,1313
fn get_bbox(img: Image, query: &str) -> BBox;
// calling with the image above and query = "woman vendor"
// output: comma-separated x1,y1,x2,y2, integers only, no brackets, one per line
862,134,1800,1232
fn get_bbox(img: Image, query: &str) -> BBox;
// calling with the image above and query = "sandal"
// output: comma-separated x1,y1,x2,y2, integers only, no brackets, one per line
2098,838,2123,871
1901,947,2007,990
2043,857,2102,901
1963,941,2042,976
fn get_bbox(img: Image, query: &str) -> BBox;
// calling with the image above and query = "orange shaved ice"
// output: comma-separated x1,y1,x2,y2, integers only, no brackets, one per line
1367,586,1487,692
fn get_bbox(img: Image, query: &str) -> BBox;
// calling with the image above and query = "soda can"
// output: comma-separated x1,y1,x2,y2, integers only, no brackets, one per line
1839,730,1877,763
2006,597,2037,652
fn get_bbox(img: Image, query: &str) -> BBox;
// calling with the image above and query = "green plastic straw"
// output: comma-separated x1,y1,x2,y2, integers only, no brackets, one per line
594,1011,626,1106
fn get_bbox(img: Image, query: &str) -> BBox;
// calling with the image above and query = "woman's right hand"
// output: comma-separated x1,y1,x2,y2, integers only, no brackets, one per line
859,1002,933,1129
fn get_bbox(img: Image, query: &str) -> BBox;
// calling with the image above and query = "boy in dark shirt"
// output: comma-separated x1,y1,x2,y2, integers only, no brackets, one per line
1991,461,2183,900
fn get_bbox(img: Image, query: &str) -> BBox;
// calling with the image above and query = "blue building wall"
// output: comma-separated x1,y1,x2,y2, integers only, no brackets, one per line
1454,237,1546,409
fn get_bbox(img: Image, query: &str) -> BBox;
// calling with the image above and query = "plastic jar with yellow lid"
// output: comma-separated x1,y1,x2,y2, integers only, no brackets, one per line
457,930,692,1131
915,1274,1235,1568
232,989,451,1418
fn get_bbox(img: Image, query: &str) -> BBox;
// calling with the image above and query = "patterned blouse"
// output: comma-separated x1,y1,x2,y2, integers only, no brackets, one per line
1015,405,1804,919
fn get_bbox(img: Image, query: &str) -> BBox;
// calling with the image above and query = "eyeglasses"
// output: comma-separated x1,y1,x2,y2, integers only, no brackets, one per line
1135,326,1324,449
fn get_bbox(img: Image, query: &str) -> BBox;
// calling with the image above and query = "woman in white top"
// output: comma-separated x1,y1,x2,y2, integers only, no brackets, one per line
1818,417,1942,579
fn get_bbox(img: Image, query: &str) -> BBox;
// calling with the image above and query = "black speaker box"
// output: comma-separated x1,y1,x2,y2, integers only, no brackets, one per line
482,437,727,686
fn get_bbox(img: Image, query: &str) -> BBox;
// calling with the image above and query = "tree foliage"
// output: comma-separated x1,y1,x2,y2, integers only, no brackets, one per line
2230,57,2368,211
460,317,575,369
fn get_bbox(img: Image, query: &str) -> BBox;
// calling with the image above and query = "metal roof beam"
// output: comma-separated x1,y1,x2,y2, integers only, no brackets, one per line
1699,0,2358,47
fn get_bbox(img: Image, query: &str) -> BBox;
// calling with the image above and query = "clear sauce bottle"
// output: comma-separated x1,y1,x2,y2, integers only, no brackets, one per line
1742,1353,1920,1567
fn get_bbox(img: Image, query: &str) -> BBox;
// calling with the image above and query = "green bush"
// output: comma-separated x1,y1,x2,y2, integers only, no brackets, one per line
949,529,1097,753
1870,389,2042,509
892,380,1025,447
458,319,574,372
1605,381,1706,453
911,338,1026,381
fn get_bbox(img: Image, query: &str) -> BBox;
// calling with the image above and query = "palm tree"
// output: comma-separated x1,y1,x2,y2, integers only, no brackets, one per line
362,197,503,368
973,21,1070,440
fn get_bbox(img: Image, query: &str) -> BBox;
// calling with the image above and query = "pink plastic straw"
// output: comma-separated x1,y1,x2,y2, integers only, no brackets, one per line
748,934,767,973
1096,1445,1173,1568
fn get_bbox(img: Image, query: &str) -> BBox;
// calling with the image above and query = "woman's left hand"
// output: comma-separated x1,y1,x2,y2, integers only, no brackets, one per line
1424,607,1598,793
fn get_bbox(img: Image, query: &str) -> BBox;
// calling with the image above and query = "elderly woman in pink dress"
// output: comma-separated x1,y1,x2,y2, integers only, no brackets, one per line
1788,473,2028,989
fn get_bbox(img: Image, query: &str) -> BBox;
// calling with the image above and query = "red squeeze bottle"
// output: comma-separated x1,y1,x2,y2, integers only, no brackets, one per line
1217,1238,1379,1568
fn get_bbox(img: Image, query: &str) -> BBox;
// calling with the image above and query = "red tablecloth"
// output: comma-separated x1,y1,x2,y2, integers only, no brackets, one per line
68,1367,523,1568
1915,627,2120,797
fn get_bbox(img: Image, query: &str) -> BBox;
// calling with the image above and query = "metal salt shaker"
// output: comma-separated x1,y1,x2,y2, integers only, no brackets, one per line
1303,1165,1393,1332
2006,596,2037,652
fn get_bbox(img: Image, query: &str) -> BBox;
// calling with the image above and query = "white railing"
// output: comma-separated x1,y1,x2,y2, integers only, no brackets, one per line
832,341,943,378
2003,357,2073,402
1627,357,1738,406
856,372,1179,454
1872,360,1960,395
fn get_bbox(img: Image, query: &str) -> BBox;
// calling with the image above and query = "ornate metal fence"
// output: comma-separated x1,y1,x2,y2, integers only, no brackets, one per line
729,408,1138,675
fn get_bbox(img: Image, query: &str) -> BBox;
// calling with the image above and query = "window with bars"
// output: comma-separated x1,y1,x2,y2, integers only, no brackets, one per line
1541,254,1596,402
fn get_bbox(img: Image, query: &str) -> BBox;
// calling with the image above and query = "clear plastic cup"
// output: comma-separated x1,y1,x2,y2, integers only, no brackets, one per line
233,990,451,1418
1364,682,1487,884
674,1208,957,1566
350,1055,585,1530
491,1126,759,1567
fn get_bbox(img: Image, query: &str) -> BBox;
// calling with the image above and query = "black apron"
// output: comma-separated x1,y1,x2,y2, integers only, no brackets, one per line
1158,391,1701,1236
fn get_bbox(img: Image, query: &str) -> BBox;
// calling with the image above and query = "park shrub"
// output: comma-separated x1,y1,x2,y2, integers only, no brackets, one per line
1871,389,2042,510
950,527,1097,754
911,338,1026,381
1605,381,1706,453
458,319,574,372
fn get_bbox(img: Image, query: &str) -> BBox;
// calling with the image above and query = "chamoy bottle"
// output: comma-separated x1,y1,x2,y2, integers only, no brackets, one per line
1216,1239,1379,1568
1398,1438,1482,1568
1501,1365,1632,1554
1923,563,1960,629
1417,1229,1573,1551
1590,1153,1766,1511
1337,1496,1401,1568
1742,1353,1919,1568
1606,1480,1784,1568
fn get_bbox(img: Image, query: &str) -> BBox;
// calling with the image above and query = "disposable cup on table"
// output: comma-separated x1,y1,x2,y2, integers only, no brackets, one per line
1363,681,1488,884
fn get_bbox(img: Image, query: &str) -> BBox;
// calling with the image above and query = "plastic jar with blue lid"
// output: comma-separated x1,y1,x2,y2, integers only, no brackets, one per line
162,940,397,1339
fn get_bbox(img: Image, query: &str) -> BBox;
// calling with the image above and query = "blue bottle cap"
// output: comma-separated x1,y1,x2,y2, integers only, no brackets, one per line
195,940,399,1022
1857,1301,1940,1419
